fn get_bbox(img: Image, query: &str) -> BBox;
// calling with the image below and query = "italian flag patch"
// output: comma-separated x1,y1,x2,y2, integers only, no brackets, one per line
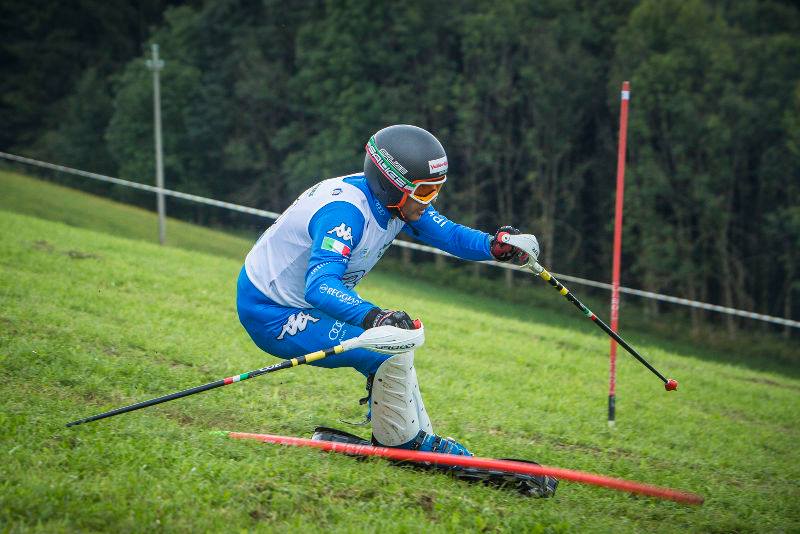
322,236,351,257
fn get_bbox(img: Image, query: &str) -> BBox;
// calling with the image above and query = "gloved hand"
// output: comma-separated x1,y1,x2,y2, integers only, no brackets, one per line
361,308,416,330
490,226,532,264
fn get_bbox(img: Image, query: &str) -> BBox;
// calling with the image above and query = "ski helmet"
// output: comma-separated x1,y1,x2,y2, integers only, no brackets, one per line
364,124,448,212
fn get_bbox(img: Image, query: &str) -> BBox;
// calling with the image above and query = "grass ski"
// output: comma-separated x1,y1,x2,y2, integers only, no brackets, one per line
225,429,703,505
310,427,558,498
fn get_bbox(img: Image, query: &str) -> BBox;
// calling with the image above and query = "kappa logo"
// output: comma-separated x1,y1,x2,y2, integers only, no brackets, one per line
327,223,353,244
276,312,319,340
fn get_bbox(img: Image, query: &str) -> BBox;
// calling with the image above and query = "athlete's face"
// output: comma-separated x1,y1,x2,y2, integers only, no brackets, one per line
399,197,428,221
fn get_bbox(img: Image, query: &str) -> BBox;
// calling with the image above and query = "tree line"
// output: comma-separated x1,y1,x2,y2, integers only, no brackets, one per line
2,0,798,332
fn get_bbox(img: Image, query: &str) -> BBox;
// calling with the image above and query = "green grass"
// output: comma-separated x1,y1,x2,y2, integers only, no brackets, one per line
1,173,800,532
0,169,253,259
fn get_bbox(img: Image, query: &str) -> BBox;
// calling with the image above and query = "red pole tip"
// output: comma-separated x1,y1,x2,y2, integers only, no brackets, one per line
665,379,678,391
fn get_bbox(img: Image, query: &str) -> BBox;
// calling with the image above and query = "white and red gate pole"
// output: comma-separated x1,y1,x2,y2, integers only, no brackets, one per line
609,81,630,426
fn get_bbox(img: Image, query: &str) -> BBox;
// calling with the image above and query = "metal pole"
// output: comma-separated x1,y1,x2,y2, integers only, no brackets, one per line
609,81,630,426
146,44,166,245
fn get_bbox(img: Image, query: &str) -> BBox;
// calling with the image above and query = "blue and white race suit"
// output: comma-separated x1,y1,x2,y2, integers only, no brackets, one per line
237,173,492,376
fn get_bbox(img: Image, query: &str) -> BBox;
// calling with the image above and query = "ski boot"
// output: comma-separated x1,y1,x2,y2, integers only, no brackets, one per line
393,429,473,456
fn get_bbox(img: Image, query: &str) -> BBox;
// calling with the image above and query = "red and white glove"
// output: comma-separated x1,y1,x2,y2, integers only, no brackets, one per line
490,226,531,264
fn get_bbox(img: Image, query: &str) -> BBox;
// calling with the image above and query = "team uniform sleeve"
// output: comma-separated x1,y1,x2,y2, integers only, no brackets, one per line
402,205,494,261
304,202,378,326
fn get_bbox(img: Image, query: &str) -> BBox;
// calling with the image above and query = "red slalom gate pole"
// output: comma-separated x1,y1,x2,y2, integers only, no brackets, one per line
609,81,630,426
228,431,704,505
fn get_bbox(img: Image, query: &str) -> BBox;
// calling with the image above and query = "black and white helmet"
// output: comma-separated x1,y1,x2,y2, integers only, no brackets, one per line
364,124,448,210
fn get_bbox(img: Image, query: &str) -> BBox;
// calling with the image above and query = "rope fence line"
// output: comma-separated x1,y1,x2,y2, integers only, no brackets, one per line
0,152,281,219
2,151,797,329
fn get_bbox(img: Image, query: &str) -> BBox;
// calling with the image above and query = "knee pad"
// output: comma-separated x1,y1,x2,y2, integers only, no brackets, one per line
370,350,433,446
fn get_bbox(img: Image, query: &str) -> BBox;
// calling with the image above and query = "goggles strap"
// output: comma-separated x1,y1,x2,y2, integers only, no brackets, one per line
387,192,410,219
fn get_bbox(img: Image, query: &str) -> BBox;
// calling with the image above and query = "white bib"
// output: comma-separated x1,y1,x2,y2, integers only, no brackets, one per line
244,176,404,308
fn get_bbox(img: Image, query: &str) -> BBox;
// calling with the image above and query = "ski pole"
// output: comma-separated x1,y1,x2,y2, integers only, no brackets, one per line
66,323,424,427
500,233,678,391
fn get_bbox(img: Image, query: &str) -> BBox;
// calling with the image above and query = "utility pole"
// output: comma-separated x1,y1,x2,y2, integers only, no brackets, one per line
146,43,166,245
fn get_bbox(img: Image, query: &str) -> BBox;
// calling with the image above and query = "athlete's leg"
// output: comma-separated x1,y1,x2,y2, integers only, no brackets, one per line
237,267,470,455
236,266,389,376
370,350,432,445
369,350,471,455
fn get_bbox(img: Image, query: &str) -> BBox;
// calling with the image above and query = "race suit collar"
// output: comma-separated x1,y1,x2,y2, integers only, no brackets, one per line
343,174,391,230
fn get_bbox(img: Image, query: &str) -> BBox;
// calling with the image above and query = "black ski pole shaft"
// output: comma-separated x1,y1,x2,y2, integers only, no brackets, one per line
532,263,676,389
66,346,342,427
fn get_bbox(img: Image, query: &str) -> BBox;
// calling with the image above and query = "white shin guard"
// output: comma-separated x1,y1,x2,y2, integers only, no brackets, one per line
370,350,433,446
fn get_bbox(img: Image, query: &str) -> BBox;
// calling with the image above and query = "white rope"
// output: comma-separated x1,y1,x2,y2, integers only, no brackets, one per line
0,152,280,219
2,151,797,329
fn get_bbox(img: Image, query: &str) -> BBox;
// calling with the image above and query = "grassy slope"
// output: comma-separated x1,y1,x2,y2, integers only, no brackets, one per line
1,173,799,532
0,169,252,259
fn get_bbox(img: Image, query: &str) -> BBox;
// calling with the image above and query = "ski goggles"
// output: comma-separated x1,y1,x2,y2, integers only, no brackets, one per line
366,137,448,206
405,177,446,205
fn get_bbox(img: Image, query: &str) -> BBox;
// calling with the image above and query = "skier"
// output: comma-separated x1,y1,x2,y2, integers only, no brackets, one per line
237,124,535,457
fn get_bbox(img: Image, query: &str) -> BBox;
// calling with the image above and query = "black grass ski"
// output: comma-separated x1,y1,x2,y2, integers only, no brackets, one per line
311,427,558,498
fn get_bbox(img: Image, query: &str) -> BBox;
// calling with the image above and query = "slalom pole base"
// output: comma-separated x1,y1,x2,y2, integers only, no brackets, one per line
608,394,616,427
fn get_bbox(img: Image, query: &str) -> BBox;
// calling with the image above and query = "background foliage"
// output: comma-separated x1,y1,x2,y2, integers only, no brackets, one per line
1,0,798,331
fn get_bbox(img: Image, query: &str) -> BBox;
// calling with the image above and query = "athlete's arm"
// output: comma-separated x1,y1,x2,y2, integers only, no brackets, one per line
304,202,378,326
402,205,493,261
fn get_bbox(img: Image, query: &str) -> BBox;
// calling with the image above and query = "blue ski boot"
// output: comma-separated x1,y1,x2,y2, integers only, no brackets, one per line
380,429,473,456
312,426,471,456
